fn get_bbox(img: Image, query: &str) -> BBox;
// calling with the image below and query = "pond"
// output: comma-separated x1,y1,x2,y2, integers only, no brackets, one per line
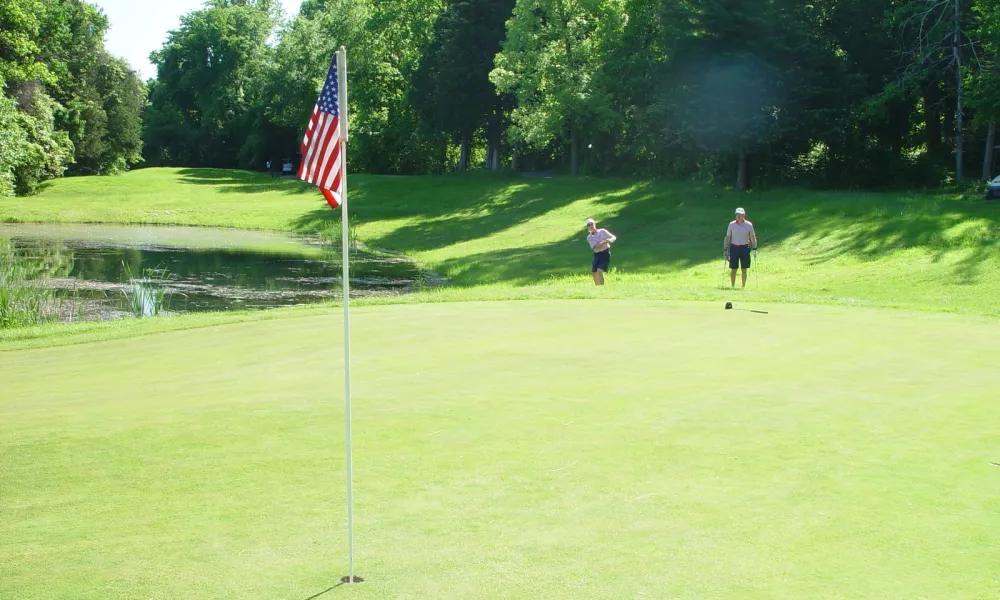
0,223,433,323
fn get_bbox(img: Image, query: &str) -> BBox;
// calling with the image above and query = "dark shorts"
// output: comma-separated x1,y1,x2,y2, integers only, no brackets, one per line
592,250,611,273
729,245,751,269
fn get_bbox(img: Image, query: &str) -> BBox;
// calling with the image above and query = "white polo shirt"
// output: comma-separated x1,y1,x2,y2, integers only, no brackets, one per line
587,229,615,251
727,219,755,246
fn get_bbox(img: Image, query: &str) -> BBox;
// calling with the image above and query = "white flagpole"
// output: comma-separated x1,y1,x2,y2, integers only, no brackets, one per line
336,46,356,584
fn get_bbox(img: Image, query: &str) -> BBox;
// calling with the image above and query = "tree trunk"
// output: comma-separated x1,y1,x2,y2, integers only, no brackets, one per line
511,141,519,172
570,129,579,176
486,108,502,171
984,121,997,181
458,134,470,172
953,0,963,183
737,145,749,191
924,84,942,156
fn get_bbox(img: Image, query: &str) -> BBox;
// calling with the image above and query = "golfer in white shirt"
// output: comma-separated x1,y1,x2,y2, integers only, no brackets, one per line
723,207,757,288
585,218,616,286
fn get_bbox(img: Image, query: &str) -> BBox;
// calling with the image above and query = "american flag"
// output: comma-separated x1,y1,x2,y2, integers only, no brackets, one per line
298,54,344,208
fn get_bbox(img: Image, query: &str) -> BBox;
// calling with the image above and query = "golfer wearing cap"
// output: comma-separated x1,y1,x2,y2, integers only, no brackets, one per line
585,218,616,285
724,207,757,288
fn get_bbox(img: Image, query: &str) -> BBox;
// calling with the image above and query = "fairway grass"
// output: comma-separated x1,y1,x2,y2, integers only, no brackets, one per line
2,301,998,599
2,168,1000,318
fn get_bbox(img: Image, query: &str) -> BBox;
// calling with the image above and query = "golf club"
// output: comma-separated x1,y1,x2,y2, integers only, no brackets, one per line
725,301,768,314
753,248,760,289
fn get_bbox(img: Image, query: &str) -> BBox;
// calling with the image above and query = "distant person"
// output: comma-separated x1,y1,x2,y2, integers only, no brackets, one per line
723,207,757,288
585,218,616,286
265,160,272,175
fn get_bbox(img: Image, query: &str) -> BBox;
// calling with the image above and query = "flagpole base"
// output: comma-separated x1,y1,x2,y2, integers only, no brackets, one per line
340,575,364,584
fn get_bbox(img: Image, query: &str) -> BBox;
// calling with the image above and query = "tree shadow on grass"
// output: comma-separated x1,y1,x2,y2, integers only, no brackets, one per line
175,168,317,196
172,168,1000,287
291,175,658,251
757,191,1000,283
429,185,1000,288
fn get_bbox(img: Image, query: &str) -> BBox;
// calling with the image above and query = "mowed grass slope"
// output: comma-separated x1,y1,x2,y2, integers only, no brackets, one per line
1,301,999,599
2,168,1000,315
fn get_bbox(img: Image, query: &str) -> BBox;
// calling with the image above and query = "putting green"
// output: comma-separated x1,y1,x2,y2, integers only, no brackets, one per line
2,300,998,599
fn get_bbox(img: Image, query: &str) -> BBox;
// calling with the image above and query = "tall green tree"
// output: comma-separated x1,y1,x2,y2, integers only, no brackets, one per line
0,76,29,197
968,0,1000,178
653,0,853,189
491,0,626,175
411,0,515,171
251,0,370,169
0,0,52,85
144,1,277,167
343,0,449,173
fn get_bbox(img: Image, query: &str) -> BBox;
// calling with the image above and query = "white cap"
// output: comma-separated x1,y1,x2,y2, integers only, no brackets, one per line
735,207,746,215
585,218,595,227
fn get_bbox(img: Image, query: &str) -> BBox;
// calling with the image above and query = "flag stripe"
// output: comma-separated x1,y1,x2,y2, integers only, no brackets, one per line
304,114,336,184
317,135,341,190
312,117,339,183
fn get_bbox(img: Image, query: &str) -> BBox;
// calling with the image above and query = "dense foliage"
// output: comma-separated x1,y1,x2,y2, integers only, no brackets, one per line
1,0,146,195
6,0,1000,192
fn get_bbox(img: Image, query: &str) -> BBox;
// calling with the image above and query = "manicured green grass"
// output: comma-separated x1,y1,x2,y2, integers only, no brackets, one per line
2,168,999,317
1,301,998,599
2,172,999,597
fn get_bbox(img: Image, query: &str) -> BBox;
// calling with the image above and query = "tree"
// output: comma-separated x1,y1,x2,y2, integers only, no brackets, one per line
0,0,52,85
411,0,515,171
0,77,29,196
968,0,1000,179
144,2,277,167
654,0,851,189
11,87,75,195
894,0,981,183
491,0,625,175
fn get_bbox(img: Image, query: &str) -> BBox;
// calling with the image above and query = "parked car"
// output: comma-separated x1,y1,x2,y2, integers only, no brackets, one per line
987,176,1000,200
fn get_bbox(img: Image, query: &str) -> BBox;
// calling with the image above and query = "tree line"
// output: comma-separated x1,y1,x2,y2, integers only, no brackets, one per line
4,0,1000,195
1,0,146,196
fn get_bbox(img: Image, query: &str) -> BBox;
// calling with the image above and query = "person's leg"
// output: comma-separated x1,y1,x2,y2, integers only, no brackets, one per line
729,248,739,287
593,252,609,285
735,247,749,287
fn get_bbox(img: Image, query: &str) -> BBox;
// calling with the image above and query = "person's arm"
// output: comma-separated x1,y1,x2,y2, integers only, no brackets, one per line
594,230,615,251
724,225,732,255
749,224,758,250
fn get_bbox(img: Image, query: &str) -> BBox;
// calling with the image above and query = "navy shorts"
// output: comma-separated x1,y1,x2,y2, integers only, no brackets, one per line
592,250,611,273
729,245,751,269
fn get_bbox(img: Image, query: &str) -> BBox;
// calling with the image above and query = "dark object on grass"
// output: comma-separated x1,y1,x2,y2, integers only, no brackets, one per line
725,302,768,314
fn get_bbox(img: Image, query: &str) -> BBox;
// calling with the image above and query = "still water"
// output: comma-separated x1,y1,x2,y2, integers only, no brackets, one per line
0,223,430,321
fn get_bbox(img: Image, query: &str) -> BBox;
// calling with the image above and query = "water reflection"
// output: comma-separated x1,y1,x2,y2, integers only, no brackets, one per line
0,223,433,322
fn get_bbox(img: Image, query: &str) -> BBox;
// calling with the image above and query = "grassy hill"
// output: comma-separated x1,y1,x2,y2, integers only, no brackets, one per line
2,167,999,315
